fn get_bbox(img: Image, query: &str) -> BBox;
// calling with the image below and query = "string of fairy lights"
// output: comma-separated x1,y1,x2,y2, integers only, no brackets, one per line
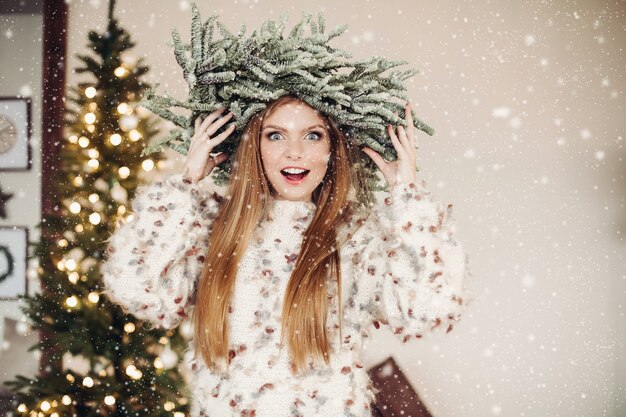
15,57,190,416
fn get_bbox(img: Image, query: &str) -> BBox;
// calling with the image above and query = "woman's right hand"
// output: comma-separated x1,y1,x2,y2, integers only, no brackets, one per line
182,107,236,183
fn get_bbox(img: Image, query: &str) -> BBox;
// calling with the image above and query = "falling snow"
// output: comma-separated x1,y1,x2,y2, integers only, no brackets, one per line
0,1,623,416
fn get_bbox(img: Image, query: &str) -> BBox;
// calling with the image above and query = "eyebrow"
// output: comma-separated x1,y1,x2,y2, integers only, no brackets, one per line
262,124,326,133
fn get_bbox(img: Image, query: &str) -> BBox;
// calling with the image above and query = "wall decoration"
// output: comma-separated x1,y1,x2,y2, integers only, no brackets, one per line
0,97,32,171
0,226,28,300
0,182,14,219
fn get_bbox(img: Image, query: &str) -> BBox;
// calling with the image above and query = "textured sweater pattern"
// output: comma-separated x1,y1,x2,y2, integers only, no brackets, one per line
100,173,470,417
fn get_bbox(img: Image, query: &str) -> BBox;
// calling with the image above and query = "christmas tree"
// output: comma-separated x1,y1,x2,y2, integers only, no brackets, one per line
3,1,194,416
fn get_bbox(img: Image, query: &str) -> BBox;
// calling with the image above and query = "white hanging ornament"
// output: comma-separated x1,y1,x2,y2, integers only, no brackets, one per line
93,178,108,192
63,352,90,374
80,257,98,274
68,247,85,263
159,345,179,369
119,115,138,132
15,320,31,336
120,52,138,69
26,261,39,280
110,182,128,204
178,320,193,339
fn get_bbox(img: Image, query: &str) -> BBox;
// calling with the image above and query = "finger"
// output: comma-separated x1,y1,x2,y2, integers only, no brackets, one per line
392,109,411,150
405,102,416,148
388,124,407,158
214,153,229,165
396,124,411,152
199,107,227,134
205,111,234,137
361,147,388,173
207,124,236,148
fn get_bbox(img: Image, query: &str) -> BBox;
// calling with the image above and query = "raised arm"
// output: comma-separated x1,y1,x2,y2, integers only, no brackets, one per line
100,173,221,330
349,179,471,342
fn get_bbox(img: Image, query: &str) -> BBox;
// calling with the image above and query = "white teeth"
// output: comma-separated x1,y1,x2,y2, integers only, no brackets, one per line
282,168,307,174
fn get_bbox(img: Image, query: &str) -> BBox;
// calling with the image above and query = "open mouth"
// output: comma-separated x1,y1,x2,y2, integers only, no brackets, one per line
280,168,310,182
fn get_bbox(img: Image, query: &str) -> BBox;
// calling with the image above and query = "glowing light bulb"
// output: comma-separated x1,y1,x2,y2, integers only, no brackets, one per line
104,396,116,405
84,113,96,124
17,404,27,412
61,395,72,406
66,373,75,383
66,296,78,307
88,292,99,303
40,401,51,412
117,103,129,114
142,159,154,172
65,259,77,271
85,87,96,98
69,202,81,214
88,193,99,203
124,322,136,333
129,129,142,141
68,272,79,284
73,176,84,187
75,224,84,233
78,136,90,148
164,401,175,411
69,135,78,143
118,166,130,179
82,377,94,387
114,66,127,77
89,212,101,225
57,260,65,271
125,365,143,379
87,149,99,159
88,159,99,169
109,133,122,146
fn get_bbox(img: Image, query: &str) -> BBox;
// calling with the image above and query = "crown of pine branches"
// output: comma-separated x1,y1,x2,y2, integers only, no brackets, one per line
140,4,434,193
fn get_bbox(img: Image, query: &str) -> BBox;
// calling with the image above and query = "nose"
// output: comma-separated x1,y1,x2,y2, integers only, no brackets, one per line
285,139,304,160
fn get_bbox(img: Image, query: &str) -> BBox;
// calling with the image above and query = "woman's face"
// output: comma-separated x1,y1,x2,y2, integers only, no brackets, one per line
260,100,331,202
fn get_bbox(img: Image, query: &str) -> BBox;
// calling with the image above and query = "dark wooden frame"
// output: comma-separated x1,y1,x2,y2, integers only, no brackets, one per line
0,97,32,171
39,0,68,377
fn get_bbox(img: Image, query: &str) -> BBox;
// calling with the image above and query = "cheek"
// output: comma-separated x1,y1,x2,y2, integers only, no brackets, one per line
260,142,280,169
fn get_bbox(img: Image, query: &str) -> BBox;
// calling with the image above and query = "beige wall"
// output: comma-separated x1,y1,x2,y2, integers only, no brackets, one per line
3,0,625,416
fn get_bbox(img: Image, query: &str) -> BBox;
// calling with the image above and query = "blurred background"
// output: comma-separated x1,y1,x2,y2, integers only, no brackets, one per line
0,0,624,416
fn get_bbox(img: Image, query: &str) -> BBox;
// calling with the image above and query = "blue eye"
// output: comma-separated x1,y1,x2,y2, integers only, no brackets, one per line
266,131,323,141
306,132,322,141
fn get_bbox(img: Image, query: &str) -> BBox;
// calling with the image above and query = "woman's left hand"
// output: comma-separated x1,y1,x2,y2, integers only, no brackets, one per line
361,102,418,188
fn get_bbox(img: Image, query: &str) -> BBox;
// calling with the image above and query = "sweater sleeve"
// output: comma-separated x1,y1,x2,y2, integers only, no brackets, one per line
350,180,471,342
100,173,221,330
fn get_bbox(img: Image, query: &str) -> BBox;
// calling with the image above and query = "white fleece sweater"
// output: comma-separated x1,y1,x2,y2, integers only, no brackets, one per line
100,173,470,417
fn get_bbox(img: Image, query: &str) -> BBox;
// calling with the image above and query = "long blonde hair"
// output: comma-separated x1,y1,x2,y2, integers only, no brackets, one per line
192,94,370,376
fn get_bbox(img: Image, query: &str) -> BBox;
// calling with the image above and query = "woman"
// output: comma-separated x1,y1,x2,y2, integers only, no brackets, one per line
101,93,469,417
